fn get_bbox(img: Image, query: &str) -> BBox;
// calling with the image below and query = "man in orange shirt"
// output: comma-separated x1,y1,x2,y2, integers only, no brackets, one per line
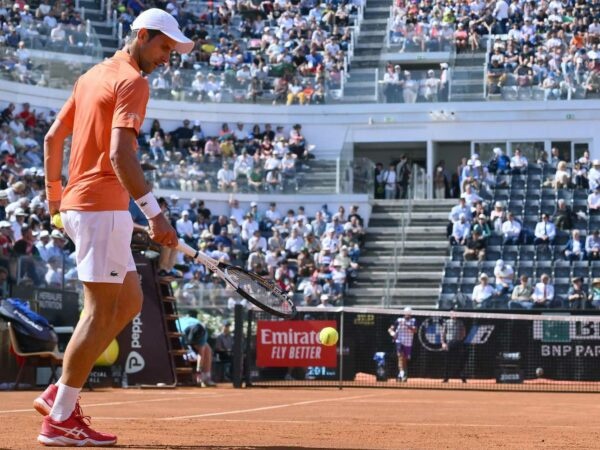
35,9,193,447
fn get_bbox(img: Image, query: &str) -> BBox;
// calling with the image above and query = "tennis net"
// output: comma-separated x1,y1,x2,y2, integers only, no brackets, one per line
242,307,600,392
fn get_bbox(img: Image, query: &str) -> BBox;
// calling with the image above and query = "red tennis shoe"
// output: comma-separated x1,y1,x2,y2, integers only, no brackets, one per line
37,404,117,447
33,384,58,416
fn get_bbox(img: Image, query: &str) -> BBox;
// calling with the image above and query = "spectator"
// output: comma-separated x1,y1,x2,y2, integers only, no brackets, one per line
567,276,590,310
553,198,575,231
589,160,600,191
463,229,486,261
564,229,586,262
217,161,237,192
588,186,600,213
531,273,555,308
501,211,522,245
494,259,514,299
450,213,470,246
586,230,600,261
472,214,492,239
177,311,216,387
553,161,571,189
589,278,600,309
509,275,534,309
472,273,494,308
533,213,556,246
510,148,528,174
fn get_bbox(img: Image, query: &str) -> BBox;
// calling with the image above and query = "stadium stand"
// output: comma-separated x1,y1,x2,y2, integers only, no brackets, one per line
0,101,365,309
440,148,600,311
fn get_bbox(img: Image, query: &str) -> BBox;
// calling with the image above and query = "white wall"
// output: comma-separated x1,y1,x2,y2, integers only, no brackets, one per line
2,79,599,158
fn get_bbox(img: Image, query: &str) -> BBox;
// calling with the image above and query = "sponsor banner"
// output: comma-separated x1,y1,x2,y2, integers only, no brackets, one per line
116,254,175,385
256,320,337,367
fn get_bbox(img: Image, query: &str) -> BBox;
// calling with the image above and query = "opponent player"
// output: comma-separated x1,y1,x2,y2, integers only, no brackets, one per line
388,306,416,382
35,9,193,446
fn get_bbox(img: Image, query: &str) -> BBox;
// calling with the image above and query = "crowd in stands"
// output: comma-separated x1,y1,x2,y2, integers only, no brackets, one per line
0,99,361,308
442,145,600,310
116,0,362,104
0,0,92,54
380,62,449,103
153,197,365,308
139,119,315,193
484,1,600,99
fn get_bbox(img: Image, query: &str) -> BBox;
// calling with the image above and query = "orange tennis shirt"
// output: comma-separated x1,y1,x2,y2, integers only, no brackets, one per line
57,50,149,211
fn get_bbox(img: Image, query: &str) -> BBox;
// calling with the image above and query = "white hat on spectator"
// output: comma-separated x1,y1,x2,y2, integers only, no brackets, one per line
440,63,448,68
131,8,194,54
0,191,7,200
250,201,258,207
593,160,600,166
589,51,598,60
467,160,473,165
181,210,189,216
15,208,27,217
475,160,482,167
0,220,11,228
320,294,330,301
39,230,50,238
170,194,179,200
51,230,65,239
493,147,502,155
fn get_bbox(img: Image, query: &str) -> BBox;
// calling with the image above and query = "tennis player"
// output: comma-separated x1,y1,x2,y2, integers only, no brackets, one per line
388,306,416,382
34,9,193,447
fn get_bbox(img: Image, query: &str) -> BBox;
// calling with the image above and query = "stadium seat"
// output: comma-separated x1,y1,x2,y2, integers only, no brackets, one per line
511,177,526,191
510,189,526,202
519,245,535,261
553,260,571,278
574,189,588,201
502,245,519,261
526,176,542,189
516,261,534,278
443,262,462,278
480,261,496,277
441,278,459,294
494,189,509,202
535,261,553,277
573,199,588,214
486,246,502,261
487,234,503,247
591,263,600,277
540,200,556,216
508,200,524,216
461,262,480,279
572,261,589,278
452,245,465,261
541,188,556,201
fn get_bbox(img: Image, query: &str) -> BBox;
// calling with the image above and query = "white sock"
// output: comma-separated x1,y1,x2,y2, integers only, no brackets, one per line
49,382,81,422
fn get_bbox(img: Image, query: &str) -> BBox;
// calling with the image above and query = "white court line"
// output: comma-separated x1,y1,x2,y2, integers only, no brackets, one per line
93,417,315,424
160,392,383,420
0,392,240,415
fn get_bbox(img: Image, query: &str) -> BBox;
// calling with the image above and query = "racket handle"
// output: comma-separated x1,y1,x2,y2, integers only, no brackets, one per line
176,242,199,259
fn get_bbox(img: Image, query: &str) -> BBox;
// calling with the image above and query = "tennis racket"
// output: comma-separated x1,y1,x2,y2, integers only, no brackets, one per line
176,242,297,319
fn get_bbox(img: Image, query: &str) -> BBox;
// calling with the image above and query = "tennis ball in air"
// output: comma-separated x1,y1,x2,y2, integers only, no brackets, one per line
95,339,120,366
319,327,339,346
52,213,63,229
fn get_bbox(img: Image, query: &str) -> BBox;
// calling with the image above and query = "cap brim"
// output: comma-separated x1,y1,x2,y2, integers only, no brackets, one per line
162,29,194,54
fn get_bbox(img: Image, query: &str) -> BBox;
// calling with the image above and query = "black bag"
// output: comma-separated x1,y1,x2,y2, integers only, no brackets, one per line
0,298,58,352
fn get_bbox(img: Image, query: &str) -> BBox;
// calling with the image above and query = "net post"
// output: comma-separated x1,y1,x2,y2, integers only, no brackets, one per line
338,308,344,390
232,303,244,388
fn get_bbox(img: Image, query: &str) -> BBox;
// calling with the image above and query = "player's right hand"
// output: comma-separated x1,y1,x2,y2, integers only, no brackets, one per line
48,200,61,216
148,213,178,247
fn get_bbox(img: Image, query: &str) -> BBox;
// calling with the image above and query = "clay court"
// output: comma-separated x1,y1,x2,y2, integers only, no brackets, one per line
1,386,600,449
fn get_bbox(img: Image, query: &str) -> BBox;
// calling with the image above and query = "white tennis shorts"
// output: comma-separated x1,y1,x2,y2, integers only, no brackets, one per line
61,210,136,284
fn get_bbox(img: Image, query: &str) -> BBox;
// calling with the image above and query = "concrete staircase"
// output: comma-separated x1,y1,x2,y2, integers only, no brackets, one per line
80,0,120,57
342,0,391,102
347,199,453,308
448,50,487,102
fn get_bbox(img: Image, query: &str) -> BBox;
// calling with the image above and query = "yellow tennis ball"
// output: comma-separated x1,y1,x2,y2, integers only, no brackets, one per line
95,339,120,366
319,327,339,346
52,213,63,229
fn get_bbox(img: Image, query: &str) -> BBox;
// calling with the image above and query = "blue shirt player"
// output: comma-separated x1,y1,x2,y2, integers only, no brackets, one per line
388,307,417,382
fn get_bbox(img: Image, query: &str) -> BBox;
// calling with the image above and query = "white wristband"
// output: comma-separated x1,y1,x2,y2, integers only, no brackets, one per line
135,192,161,219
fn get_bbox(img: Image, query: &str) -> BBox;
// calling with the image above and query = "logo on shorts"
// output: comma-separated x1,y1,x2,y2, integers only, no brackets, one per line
140,201,148,207
110,270,119,277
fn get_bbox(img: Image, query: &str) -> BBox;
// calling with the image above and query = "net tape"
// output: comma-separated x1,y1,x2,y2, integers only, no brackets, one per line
248,306,600,323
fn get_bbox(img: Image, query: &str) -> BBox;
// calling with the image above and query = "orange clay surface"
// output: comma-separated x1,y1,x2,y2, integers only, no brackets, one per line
1,385,600,449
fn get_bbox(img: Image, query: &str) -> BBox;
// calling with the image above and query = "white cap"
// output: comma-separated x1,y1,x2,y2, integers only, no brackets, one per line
131,8,194,54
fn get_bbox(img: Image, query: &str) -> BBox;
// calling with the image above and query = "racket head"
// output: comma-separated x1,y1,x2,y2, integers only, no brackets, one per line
219,263,297,319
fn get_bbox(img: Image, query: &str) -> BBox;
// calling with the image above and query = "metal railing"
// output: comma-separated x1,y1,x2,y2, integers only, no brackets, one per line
382,178,414,307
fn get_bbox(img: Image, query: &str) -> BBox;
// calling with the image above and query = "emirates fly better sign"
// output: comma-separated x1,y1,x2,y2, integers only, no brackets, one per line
256,320,338,367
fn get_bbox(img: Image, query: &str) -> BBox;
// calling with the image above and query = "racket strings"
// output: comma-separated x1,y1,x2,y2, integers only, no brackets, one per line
225,267,294,314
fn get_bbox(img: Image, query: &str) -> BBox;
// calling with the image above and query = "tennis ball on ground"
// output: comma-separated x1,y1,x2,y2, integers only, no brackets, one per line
319,327,339,346
52,213,63,229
